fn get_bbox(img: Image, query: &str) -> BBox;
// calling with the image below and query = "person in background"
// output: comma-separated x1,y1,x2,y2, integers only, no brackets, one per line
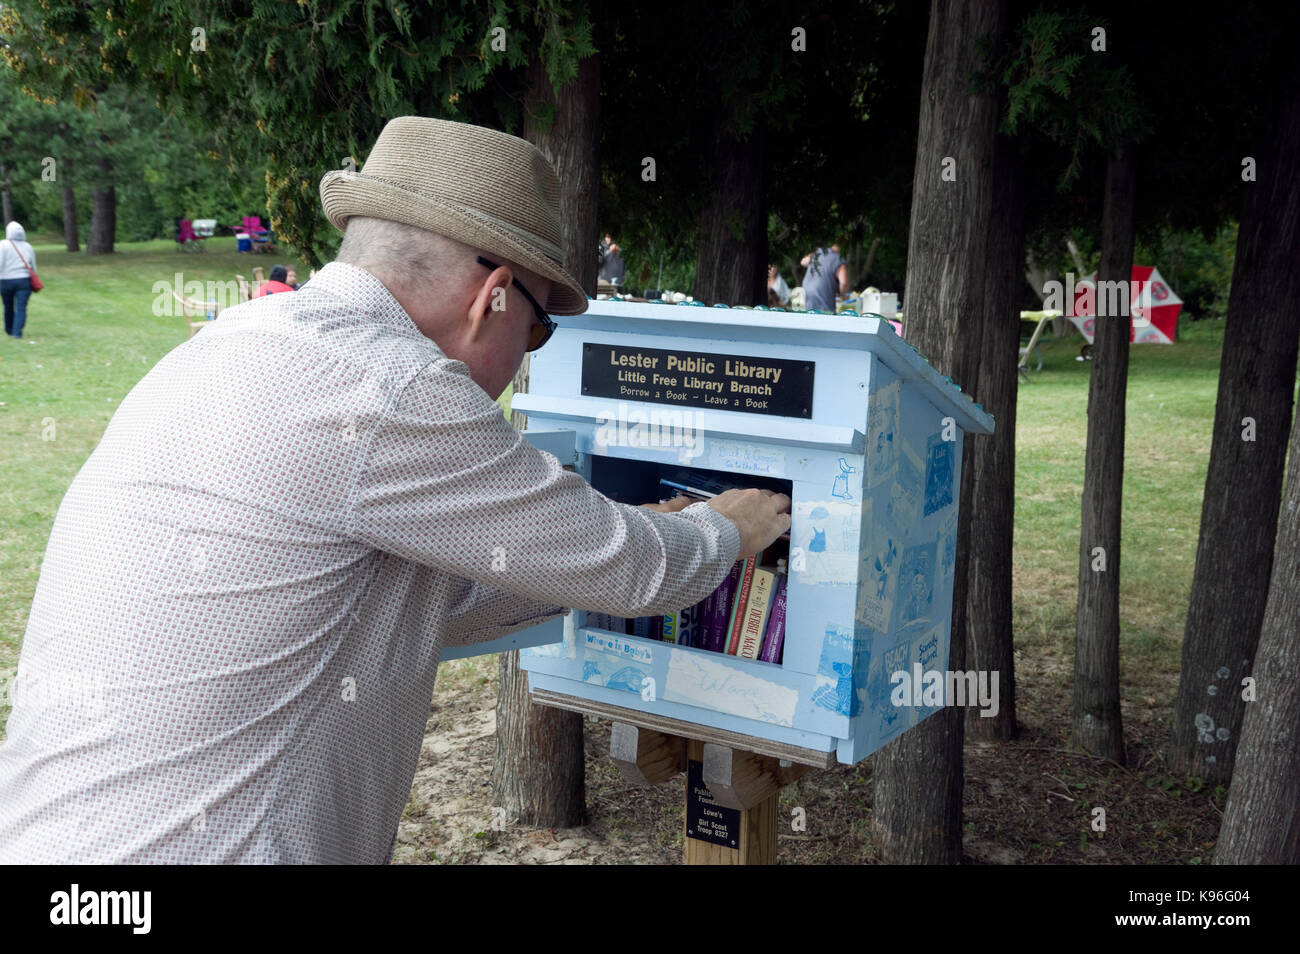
800,244,849,313
1,221,37,338
598,232,626,286
767,264,791,307
286,267,300,290
255,264,297,297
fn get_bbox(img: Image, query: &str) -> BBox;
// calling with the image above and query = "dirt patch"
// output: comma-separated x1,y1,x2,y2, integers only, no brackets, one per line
393,655,1223,865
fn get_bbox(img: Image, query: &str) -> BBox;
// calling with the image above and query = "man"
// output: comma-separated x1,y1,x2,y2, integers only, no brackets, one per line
800,244,849,313
597,232,626,285
0,117,789,864
254,264,296,296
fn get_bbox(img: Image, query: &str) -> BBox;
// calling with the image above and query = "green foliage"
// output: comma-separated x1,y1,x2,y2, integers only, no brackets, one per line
598,0,922,298
1136,222,1236,322
1000,8,1148,186
1,64,264,242
4,0,596,265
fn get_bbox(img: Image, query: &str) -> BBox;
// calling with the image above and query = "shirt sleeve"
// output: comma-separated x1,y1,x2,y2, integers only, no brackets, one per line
441,575,568,647
353,356,742,622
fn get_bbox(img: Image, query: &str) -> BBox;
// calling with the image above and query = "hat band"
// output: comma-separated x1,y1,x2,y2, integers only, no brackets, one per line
350,171,565,264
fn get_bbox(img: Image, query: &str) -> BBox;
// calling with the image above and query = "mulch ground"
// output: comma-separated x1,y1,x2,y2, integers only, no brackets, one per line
393,648,1223,865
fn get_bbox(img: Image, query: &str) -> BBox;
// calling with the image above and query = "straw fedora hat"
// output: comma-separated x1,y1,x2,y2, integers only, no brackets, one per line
320,116,588,316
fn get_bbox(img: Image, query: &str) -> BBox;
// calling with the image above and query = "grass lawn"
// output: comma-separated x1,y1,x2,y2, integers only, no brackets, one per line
0,240,1247,862
1013,320,1224,707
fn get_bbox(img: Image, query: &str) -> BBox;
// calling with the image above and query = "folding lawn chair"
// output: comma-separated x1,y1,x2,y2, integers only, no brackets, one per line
1018,310,1059,382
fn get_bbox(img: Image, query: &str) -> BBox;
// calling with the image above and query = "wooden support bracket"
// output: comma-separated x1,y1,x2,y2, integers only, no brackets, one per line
609,723,686,787
701,742,814,810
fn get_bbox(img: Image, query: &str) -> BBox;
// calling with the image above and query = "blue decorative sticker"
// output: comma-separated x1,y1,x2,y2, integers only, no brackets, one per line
924,432,955,516
831,457,857,499
868,381,900,489
583,632,653,694
857,504,899,633
811,624,855,715
898,542,937,627
889,449,923,531
869,640,912,737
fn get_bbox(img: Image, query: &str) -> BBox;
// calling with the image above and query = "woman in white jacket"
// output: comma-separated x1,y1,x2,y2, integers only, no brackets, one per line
1,221,37,338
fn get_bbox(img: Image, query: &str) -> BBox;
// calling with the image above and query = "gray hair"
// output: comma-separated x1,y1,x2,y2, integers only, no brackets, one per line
335,216,478,288
335,216,545,297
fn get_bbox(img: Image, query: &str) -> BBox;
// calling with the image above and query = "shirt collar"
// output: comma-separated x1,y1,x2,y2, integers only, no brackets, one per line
305,261,426,338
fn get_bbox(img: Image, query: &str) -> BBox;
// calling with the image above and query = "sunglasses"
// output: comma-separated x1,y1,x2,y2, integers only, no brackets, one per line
477,256,557,352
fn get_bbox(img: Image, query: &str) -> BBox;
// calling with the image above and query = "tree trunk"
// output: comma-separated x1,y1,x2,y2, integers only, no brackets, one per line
966,133,1025,741
1071,147,1136,763
0,163,12,225
1170,89,1300,784
1213,400,1300,864
86,154,115,255
491,33,600,829
62,162,80,252
693,123,766,306
861,236,881,285
871,0,1006,864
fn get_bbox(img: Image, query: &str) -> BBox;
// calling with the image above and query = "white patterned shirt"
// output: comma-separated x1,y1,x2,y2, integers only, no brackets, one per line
0,262,739,864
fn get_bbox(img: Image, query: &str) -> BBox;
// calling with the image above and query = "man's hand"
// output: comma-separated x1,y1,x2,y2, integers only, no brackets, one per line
706,489,791,558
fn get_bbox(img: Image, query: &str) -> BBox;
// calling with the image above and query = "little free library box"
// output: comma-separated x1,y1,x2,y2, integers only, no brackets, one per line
463,299,994,767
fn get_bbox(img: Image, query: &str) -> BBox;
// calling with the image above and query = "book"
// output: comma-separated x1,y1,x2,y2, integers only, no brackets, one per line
684,600,707,648
759,572,788,664
693,590,716,650
736,566,777,659
661,610,680,643
704,563,742,653
657,467,792,541
632,615,662,641
724,555,759,655
587,612,627,633
665,601,705,648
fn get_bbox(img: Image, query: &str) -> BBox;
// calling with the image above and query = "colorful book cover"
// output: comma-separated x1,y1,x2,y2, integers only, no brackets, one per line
724,555,759,655
679,600,705,648
736,567,777,659
662,610,680,644
759,574,788,664
705,563,742,653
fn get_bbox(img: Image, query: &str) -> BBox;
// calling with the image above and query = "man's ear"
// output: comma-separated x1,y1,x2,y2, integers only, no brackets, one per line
466,265,514,343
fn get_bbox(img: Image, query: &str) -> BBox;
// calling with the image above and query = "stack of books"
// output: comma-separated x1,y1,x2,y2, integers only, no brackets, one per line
587,467,790,665
589,552,787,665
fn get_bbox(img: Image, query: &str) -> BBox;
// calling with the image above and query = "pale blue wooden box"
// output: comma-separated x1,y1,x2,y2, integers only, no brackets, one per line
474,300,993,764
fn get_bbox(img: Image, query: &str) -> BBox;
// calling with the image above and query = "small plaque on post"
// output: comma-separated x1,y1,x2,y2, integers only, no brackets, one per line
685,758,740,848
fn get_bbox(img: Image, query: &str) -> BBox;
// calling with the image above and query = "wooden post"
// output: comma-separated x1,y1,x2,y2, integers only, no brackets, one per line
589,709,831,865
683,740,790,865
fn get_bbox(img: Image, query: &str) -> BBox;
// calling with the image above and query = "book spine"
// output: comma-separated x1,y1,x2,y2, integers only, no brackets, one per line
587,612,625,632
724,556,758,655
662,610,679,644
737,568,776,659
759,575,788,663
672,601,705,649
691,593,714,650
705,564,742,653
